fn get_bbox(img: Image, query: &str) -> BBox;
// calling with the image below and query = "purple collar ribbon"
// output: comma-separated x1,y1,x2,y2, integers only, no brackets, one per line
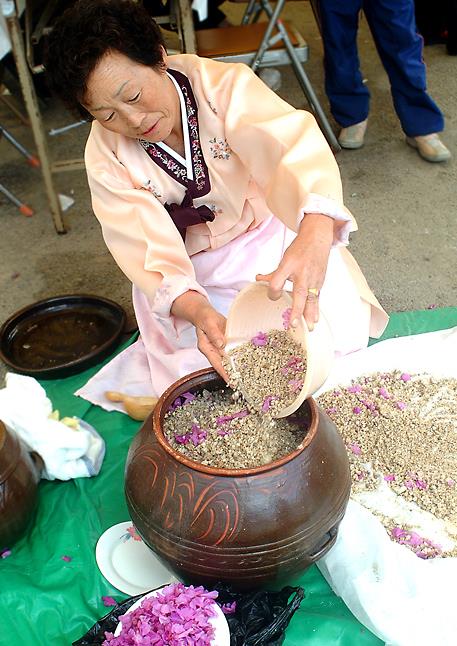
164,186,214,240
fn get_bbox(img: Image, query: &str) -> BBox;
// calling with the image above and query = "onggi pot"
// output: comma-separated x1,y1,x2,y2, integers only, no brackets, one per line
125,369,351,590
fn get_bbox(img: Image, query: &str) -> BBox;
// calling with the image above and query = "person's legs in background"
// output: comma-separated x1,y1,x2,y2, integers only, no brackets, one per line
363,0,451,161
319,0,369,148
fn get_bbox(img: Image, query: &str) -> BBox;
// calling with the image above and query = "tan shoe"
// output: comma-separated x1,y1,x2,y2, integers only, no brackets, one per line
406,134,452,163
338,119,368,149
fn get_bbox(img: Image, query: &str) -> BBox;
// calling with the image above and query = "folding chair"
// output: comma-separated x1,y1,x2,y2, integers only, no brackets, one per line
195,0,339,150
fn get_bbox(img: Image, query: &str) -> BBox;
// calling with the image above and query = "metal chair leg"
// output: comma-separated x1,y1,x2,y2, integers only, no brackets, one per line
255,0,340,152
0,182,34,216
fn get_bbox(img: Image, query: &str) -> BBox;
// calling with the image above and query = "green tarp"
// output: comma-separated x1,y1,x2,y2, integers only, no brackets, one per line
1,307,456,646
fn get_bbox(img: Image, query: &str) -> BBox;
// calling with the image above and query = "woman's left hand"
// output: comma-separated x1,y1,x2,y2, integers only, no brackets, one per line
256,213,334,330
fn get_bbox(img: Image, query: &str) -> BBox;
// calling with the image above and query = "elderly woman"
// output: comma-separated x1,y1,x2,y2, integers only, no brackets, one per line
45,0,387,411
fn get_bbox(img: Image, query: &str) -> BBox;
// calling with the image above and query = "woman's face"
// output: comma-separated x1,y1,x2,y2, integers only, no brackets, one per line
83,49,180,143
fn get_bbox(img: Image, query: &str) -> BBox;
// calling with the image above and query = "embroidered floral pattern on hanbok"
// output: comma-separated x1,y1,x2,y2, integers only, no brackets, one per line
210,204,223,217
139,69,211,197
140,141,188,185
142,179,162,199
209,137,231,160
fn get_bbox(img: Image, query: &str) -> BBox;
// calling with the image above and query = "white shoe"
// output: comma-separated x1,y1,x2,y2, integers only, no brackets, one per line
406,133,451,163
338,119,368,149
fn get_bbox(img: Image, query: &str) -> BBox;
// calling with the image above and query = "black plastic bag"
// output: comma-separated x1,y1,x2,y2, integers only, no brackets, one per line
73,583,304,646
216,584,305,646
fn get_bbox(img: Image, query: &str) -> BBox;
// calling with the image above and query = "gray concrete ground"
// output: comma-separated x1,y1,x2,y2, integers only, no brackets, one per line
0,3,456,382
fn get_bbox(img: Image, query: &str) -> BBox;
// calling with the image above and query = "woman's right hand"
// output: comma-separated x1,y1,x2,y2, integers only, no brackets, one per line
195,307,230,383
171,290,229,382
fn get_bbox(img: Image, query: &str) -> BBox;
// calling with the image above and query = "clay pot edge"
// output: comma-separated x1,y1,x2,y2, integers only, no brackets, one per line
151,367,319,478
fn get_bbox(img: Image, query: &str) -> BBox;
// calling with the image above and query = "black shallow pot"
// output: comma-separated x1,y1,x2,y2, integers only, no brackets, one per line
125,369,351,590
0,421,43,549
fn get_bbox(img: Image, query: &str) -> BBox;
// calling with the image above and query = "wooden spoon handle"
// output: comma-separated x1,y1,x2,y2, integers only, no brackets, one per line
105,391,126,402
104,391,159,421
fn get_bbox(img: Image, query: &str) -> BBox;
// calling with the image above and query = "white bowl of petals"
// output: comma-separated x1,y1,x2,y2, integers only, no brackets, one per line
105,582,231,646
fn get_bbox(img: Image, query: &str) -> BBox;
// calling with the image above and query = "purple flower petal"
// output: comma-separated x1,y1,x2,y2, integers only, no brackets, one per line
384,474,396,482
1,549,11,559
349,442,361,455
400,373,411,382
261,395,279,412
251,331,268,347
352,406,362,415
61,555,72,562
282,308,292,330
221,601,237,615
396,401,407,410
347,384,362,393
288,378,303,393
446,478,455,487
102,596,117,607
379,387,390,399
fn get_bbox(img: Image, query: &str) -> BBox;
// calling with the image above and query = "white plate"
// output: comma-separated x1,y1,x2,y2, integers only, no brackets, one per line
113,587,231,645
95,521,177,596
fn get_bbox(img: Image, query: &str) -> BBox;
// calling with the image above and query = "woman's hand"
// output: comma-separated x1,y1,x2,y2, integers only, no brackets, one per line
171,290,229,382
256,213,334,330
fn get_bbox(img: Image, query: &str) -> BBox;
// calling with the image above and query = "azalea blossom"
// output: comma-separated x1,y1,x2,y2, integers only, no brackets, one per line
261,395,279,412
251,331,268,347
282,308,292,330
349,442,361,455
288,379,303,394
102,596,117,607
221,601,237,615
103,583,219,645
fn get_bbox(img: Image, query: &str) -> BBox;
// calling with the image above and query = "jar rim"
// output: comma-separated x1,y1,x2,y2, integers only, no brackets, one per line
152,368,319,477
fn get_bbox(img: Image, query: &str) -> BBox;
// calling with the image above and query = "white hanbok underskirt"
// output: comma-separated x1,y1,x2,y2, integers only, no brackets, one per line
76,215,372,412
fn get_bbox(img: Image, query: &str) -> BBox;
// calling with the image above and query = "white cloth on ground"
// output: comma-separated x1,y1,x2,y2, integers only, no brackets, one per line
0,373,105,480
316,326,457,646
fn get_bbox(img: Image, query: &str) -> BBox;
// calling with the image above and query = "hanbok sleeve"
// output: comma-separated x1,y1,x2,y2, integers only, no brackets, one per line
220,63,355,245
86,152,209,316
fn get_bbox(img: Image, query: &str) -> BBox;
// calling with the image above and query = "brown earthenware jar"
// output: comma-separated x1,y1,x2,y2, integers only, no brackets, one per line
0,421,43,549
125,369,351,590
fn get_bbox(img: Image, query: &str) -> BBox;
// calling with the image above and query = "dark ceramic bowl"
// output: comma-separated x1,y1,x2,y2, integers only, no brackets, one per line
0,294,126,378
125,368,351,590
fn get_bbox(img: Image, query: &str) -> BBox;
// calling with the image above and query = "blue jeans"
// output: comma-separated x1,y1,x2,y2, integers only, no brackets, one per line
319,0,444,136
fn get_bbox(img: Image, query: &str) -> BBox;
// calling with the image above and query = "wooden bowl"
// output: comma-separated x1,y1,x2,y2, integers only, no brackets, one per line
225,282,334,417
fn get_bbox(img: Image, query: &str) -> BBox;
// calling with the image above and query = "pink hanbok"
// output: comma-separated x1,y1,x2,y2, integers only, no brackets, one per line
76,55,388,411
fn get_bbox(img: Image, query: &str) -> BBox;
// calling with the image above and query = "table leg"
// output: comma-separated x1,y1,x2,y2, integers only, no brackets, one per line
4,5,66,233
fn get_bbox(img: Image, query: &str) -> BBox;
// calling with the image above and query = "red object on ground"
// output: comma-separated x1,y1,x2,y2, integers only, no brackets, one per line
19,204,34,217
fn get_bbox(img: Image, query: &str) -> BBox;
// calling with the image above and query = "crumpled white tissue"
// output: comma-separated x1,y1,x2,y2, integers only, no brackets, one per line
0,373,105,480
